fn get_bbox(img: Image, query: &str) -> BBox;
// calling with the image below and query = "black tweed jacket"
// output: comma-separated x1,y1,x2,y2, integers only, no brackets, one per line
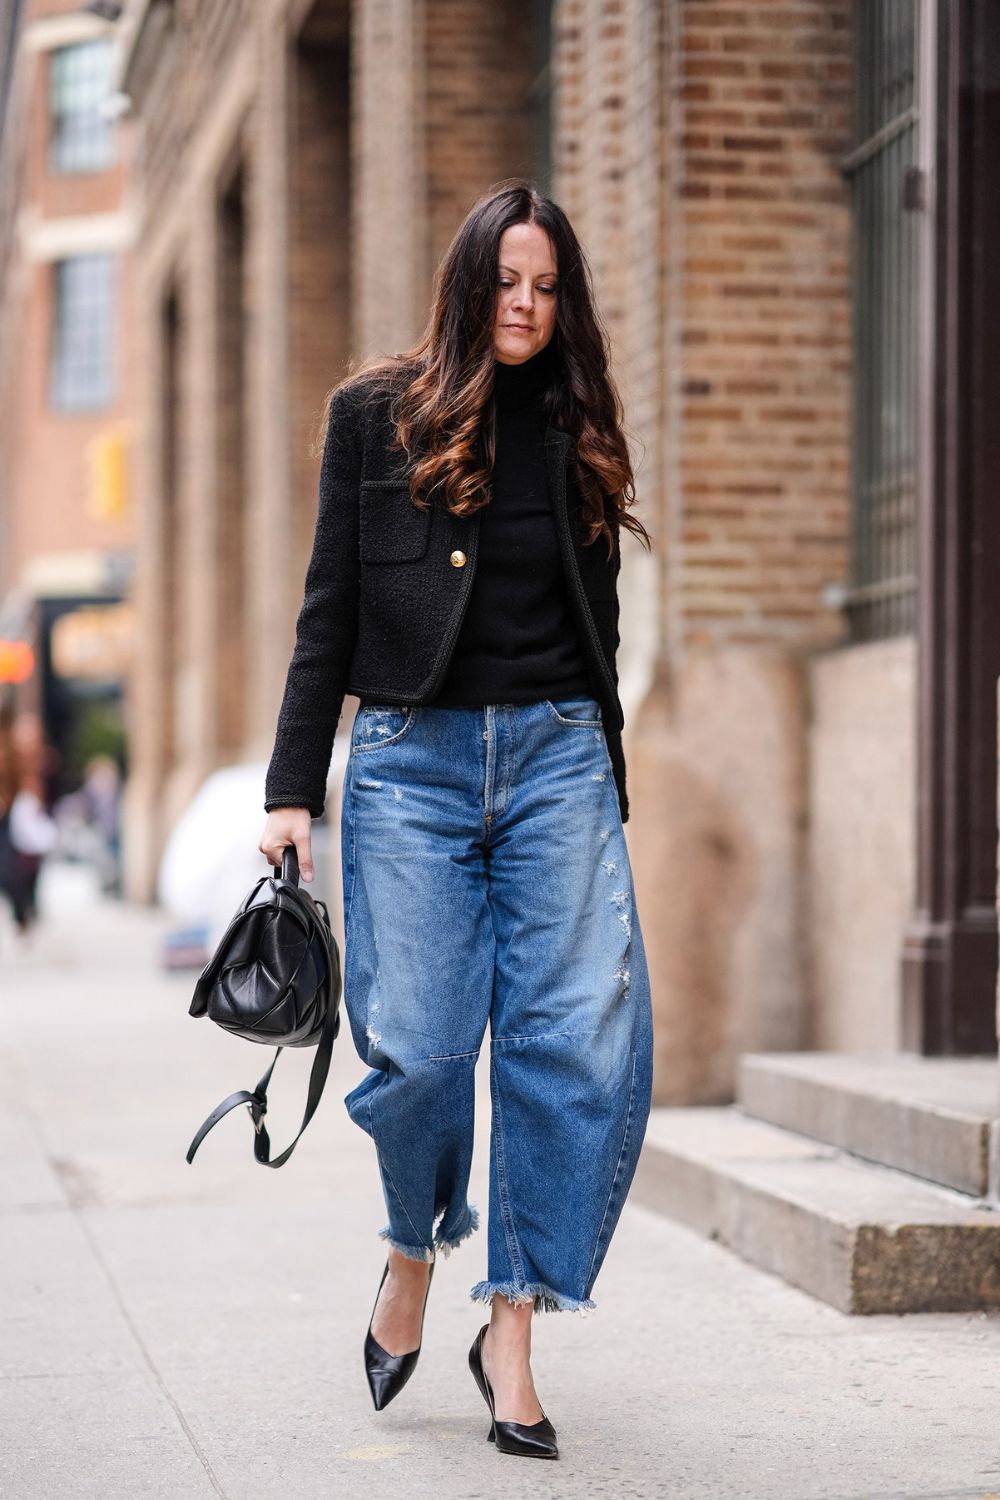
263,373,630,822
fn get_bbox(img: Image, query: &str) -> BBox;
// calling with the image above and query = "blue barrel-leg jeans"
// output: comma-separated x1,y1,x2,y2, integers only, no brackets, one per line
339,694,654,1314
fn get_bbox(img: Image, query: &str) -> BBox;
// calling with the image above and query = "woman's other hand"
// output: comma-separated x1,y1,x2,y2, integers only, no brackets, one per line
259,808,314,881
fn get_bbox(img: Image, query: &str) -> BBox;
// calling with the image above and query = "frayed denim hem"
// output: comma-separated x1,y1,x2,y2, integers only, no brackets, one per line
434,1204,480,1258
469,1279,597,1316
377,1226,434,1263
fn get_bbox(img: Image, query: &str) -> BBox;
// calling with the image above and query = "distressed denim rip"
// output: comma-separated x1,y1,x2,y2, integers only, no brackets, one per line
340,695,654,1314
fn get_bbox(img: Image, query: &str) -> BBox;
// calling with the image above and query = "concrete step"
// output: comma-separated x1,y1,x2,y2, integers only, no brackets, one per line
737,1051,999,1198
632,1106,1000,1314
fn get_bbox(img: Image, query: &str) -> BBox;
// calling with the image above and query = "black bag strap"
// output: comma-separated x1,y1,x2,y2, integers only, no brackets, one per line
185,1000,340,1168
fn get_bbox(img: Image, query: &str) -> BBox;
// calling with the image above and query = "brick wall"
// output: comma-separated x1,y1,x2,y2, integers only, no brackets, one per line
677,0,852,650
553,0,852,665
422,0,540,268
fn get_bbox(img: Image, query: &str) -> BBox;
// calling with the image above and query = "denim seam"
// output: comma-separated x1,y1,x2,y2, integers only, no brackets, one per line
585,1044,639,1293
367,1090,428,1254
489,1049,527,1285
483,705,496,828
426,1048,481,1061
498,703,515,817
490,1029,575,1046
343,759,358,944
434,1203,480,1256
378,1228,434,1263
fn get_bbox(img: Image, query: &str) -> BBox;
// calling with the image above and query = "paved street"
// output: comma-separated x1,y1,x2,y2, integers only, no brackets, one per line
2,862,1000,1500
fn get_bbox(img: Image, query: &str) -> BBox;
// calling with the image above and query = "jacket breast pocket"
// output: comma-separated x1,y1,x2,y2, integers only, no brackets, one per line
359,480,431,564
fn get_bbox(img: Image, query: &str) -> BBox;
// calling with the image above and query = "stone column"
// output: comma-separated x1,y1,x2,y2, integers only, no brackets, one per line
245,12,294,758
352,0,429,354
121,268,177,902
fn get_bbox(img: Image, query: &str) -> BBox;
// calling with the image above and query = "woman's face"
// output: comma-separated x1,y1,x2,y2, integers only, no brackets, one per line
493,222,558,365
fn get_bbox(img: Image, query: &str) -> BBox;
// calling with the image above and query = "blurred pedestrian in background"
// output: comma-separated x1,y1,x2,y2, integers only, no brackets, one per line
0,707,58,940
78,754,123,895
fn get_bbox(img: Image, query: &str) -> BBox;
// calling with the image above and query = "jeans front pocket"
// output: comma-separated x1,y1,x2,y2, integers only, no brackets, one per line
543,696,603,727
351,704,420,751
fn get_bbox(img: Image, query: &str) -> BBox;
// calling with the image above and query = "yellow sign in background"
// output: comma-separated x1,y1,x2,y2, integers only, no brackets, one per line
85,426,131,523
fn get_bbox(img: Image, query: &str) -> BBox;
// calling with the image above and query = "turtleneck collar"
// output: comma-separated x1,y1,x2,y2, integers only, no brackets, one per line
493,338,558,413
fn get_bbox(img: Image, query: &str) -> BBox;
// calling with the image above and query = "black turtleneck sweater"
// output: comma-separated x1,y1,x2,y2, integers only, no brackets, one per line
429,340,592,707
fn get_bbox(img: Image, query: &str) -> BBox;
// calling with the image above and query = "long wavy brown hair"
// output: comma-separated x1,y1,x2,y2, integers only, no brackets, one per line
315,180,651,561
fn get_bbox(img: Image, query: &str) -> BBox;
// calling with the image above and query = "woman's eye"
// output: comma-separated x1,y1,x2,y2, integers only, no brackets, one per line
499,281,557,295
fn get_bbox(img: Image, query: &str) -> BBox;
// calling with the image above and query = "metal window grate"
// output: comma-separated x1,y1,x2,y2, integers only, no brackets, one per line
842,0,919,642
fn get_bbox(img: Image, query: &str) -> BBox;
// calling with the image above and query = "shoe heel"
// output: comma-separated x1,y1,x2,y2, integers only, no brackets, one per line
488,1423,496,1443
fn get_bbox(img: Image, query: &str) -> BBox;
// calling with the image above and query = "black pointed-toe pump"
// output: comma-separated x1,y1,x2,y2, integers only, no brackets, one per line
364,1258,435,1412
468,1323,559,1460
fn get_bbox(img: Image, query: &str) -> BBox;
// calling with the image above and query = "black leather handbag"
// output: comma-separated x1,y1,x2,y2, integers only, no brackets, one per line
184,844,341,1168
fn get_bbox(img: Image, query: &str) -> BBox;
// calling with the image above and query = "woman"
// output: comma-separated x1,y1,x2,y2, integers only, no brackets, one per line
259,180,654,1460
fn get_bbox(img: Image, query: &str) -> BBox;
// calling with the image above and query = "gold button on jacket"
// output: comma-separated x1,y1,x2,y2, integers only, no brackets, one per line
449,549,467,568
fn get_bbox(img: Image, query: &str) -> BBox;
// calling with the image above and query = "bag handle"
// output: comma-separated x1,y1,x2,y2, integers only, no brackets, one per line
274,843,299,884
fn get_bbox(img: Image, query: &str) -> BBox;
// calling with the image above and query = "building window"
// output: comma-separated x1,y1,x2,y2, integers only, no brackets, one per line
50,253,116,411
50,38,115,174
842,1,919,642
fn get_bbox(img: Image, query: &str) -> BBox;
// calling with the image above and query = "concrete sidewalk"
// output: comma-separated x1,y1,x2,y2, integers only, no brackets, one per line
2,862,1000,1500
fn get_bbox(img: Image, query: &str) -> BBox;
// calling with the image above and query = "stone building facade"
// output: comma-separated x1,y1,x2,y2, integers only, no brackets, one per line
112,0,997,1102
